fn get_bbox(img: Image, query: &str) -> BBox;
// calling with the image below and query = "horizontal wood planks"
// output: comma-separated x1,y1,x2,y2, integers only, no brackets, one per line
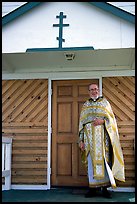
2,79,48,185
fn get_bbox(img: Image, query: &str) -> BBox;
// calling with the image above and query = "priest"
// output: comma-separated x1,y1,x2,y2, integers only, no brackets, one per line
78,83,125,198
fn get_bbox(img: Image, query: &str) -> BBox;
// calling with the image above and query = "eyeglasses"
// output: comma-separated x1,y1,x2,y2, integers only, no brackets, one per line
89,88,99,91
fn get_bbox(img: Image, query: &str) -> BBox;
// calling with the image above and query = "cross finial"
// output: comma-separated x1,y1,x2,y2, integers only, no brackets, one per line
53,12,69,48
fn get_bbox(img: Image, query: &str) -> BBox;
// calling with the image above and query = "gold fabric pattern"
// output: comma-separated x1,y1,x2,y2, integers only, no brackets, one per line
79,97,125,187
84,124,105,179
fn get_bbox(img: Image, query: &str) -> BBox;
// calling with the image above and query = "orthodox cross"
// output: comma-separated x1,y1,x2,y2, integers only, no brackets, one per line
53,12,69,49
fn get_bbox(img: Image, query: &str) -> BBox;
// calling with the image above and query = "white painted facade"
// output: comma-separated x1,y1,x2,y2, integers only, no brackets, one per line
2,2,135,53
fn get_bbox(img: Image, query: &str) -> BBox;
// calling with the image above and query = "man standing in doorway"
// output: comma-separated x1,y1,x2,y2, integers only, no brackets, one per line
78,83,125,198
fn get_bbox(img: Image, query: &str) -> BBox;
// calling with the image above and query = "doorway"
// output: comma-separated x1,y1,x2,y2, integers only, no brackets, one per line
51,79,99,186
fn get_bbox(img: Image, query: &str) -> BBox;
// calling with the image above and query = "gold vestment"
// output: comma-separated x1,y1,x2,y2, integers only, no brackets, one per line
79,97,125,187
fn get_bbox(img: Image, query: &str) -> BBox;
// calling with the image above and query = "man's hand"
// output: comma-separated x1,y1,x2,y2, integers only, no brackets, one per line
93,118,104,126
79,141,85,151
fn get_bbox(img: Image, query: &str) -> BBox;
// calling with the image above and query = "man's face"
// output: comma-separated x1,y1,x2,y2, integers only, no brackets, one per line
89,84,99,99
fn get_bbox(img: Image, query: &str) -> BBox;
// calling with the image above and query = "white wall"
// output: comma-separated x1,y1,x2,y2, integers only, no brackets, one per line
2,2,135,53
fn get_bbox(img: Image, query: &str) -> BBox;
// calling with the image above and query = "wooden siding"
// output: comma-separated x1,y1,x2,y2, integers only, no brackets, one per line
2,79,48,185
102,76,135,187
2,77,135,187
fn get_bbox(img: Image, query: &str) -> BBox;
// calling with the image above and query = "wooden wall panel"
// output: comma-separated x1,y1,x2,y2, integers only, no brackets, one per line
57,103,72,133
57,144,72,176
102,76,135,187
2,77,135,187
2,79,48,185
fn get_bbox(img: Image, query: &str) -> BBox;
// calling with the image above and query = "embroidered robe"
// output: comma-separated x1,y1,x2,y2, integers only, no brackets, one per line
79,96,125,188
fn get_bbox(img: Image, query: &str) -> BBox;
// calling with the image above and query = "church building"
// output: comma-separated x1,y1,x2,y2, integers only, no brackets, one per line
2,2,135,191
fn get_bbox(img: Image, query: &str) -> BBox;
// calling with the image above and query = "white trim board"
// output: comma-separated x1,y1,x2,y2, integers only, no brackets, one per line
10,185,135,192
108,187,135,192
11,185,49,190
2,70,135,80
47,79,52,190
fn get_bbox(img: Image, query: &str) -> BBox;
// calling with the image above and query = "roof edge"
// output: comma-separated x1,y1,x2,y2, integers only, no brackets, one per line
2,2,42,26
2,2,135,26
26,46,95,52
89,2,135,24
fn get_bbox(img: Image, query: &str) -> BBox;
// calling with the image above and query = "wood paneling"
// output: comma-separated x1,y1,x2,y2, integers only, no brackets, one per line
58,103,72,133
52,77,135,187
103,76,135,187
2,79,48,185
52,79,99,186
2,77,135,187
57,144,72,176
